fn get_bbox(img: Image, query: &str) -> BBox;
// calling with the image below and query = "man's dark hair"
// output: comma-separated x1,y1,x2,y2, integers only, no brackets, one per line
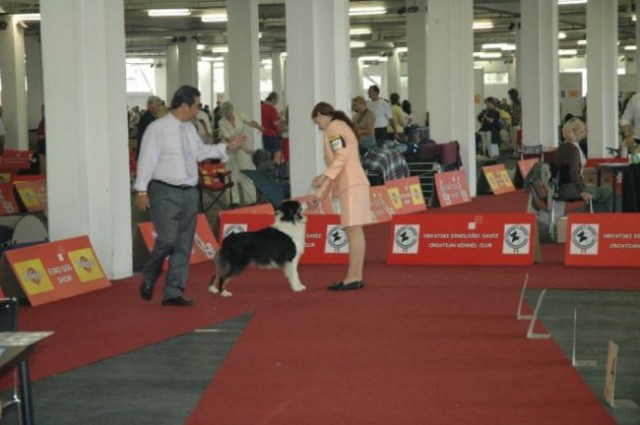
369,85,380,95
170,85,201,109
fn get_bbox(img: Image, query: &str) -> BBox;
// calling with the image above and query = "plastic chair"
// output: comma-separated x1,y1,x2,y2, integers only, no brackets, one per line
198,162,234,213
0,297,22,424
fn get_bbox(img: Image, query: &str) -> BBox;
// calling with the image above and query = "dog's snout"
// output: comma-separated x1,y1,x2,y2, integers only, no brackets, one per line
300,202,309,213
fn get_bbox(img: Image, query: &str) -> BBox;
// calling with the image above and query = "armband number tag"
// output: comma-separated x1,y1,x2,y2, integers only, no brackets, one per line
330,135,346,153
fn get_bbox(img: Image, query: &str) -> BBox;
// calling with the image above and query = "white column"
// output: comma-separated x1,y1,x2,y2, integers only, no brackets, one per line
272,52,285,106
227,0,261,148
154,58,167,102
178,38,198,87
286,0,350,198
25,36,44,130
426,0,476,195
586,0,618,156
166,45,180,99
520,0,559,149
41,0,132,279
0,17,29,149
407,0,428,127
198,61,213,109
387,49,401,95
514,25,522,92
351,57,363,96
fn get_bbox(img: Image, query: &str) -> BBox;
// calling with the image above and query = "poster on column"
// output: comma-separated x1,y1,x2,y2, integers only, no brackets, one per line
387,213,536,266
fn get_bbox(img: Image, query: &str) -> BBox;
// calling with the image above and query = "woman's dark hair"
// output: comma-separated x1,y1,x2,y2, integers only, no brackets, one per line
311,102,360,140
266,92,278,102
402,100,412,115
507,88,519,100
390,93,400,105
170,85,200,109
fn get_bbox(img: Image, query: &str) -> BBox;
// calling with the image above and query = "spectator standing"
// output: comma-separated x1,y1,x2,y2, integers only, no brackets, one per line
508,89,522,158
366,85,397,145
261,92,282,164
351,96,376,154
387,93,405,142
134,85,246,306
620,92,640,162
135,95,162,160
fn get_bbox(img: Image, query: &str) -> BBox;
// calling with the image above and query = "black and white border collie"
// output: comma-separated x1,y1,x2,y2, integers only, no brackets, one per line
209,200,308,297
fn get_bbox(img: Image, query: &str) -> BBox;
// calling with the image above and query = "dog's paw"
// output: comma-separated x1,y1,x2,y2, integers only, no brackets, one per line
220,290,233,297
292,284,306,292
208,285,219,295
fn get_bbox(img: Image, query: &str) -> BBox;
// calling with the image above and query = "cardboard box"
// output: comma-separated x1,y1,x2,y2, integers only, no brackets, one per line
556,216,568,243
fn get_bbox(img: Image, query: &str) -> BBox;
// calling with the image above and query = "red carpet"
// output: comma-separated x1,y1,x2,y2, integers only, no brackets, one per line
186,272,614,425
11,189,634,424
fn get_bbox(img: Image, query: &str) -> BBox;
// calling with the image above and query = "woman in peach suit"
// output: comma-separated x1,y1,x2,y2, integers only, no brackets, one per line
310,102,372,291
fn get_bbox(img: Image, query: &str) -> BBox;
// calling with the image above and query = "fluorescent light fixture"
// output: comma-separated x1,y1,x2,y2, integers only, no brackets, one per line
558,0,587,5
624,45,637,51
558,32,567,39
200,57,218,62
197,44,205,50
473,52,502,59
349,7,386,16
212,46,229,53
396,47,408,53
213,62,225,69
261,59,273,65
201,13,227,23
473,20,494,30
558,49,578,55
148,9,191,17
577,39,587,45
126,58,154,64
350,41,366,48
633,14,637,22
358,56,388,62
13,13,41,21
350,27,372,36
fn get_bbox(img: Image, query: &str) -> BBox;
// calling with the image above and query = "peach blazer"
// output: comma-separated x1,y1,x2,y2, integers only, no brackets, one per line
316,119,370,200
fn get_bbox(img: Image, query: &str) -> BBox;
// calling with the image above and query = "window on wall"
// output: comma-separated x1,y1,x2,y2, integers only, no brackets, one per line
126,64,155,93
484,72,509,85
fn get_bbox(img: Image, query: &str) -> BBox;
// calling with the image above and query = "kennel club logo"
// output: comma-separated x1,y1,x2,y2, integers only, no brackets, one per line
223,224,248,239
324,225,349,253
392,224,420,254
502,224,531,254
570,224,599,255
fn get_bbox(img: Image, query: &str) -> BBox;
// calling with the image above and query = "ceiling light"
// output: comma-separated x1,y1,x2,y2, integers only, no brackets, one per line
349,7,386,16
558,32,567,39
474,52,502,59
577,40,587,45
358,56,388,62
350,27,372,36
350,41,366,49
624,45,637,51
396,47,408,53
558,49,578,56
201,13,227,23
473,21,494,30
13,13,40,21
148,9,191,17
558,0,587,5
212,46,229,53
197,44,205,50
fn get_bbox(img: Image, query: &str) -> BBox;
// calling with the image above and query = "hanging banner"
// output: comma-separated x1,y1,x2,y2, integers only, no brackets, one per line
481,164,516,195
137,214,219,269
564,213,640,267
387,213,536,266
0,236,111,306
434,170,472,208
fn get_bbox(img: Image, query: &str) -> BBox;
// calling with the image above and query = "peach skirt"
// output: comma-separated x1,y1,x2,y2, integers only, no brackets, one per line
337,185,372,227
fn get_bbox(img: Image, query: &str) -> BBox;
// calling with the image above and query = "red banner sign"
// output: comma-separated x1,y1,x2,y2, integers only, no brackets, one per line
0,150,33,170
387,213,536,265
300,214,349,264
13,179,47,212
564,213,640,267
138,214,219,269
434,170,472,207
482,164,516,195
369,185,395,223
383,176,427,214
1,236,111,306
0,182,19,215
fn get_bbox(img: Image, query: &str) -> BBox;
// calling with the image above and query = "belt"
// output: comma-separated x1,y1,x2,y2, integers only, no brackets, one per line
151,179,195,190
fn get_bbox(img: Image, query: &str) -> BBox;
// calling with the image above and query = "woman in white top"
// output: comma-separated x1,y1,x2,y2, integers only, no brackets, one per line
218,101,263,205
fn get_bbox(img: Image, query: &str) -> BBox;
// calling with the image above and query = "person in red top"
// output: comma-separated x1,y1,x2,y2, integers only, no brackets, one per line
261,92,282,164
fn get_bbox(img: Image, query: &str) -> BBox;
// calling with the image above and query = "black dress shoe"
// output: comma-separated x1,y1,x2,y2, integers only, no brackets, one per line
161,296,195,306
140,281,154,301
326,282,343,291
336,281,364,291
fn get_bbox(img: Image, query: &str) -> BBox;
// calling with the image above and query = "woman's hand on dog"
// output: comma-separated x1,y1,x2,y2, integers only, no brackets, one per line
309,196,321,207
312,174,327,188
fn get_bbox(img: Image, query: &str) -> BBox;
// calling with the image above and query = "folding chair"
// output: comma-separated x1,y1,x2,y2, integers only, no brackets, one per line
0,297,22,424
198,162,234,213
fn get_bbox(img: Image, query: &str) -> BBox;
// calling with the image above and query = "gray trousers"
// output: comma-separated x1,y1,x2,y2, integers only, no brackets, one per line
557,183,613,213
143,182,198,299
